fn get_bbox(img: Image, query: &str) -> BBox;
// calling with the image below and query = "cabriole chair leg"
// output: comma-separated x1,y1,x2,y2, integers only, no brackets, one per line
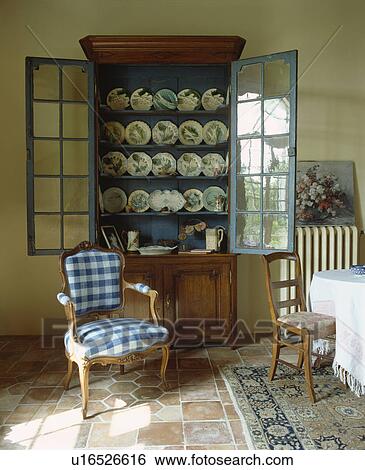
160,345,169,390
78,362,90,419
64,357,73,390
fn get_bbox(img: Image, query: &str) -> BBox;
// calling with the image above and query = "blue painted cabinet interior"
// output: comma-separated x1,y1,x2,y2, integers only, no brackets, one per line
26,58,95,255
230,51,297,254
97,64,230,250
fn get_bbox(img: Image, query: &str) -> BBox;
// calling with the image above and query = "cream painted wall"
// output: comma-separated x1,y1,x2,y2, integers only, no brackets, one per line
1,0,364,334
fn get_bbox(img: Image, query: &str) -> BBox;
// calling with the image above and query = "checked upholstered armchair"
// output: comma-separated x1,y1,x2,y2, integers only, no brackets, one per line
57,241,170,418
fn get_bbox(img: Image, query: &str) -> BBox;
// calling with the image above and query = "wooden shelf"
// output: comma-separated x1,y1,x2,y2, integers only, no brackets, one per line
99,174,228,180
99,141,229,151
101,211,228,217
99,105,229,116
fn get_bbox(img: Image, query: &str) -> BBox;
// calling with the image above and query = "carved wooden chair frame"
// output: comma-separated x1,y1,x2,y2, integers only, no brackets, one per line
262,251,335,403
58,241,170,418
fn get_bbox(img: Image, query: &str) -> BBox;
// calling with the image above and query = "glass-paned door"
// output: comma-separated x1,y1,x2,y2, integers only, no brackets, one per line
26,57,95,255
230,51,297,253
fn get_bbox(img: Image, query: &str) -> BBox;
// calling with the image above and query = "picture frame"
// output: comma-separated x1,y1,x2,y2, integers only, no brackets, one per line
296,161,355,226
101,225,125,252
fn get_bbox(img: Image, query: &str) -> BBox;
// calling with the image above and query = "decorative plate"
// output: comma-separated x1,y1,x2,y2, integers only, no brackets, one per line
128,190,150,213
125,121,151,145
149,189,185,212
201,153,226,176
101,151,127,176
104,121,125,144
177,153,202,176
178,120,203,145
201,88,225,110
130,88,153,110
203,120,229,145
152,153,176,176
183,189,203,212
138,245,177,256
153,89,178,110
106,88,130,110
202,186,226,212
350,265,365,275
152,121,178,145
177,89,201,111
102,187,127,213
127,152,152,176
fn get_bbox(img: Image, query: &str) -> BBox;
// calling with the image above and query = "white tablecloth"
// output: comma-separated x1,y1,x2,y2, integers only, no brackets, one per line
310,269,365,396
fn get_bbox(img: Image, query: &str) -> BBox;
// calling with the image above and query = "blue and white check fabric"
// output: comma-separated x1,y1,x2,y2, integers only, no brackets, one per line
64,318,169,359
64,249,122,316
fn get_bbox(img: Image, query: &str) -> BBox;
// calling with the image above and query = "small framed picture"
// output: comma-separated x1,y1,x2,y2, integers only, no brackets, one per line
101,226,125,252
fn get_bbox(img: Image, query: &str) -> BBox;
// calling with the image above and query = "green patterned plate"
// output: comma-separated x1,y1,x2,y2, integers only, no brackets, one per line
130,88,153,110
203,186,226,212
127,152,152,176
106,88,130,110
178,120,203,145
128,190,150,212
125,121,151,145
152,121,178,145
177,89,201,111
153,88,178,110
203,120,229,145
104,121,125,144
101,152,127,176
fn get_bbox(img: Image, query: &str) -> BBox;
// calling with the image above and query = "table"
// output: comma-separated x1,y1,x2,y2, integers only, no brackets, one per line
310,269,365,396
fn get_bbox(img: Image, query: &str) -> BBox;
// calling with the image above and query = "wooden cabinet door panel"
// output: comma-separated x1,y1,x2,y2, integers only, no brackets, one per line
164,263,231,344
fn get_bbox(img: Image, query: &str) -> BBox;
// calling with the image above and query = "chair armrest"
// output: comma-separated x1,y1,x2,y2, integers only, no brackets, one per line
123,282,160,324
57,292,72,306
124,282,152,295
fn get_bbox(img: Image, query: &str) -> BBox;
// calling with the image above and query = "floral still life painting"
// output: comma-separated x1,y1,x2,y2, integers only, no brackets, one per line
296,161,354,225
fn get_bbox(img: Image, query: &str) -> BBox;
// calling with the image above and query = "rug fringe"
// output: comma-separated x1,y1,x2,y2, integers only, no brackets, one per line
333,360,365,397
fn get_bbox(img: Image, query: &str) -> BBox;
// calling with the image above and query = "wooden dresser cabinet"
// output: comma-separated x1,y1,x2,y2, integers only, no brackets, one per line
124,254,236,346
26,35,297,346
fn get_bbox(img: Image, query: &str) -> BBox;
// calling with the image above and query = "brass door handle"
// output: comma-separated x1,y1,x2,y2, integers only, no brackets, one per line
166,293,171,308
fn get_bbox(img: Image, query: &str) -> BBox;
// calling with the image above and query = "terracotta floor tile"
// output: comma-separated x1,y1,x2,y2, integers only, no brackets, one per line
224,404,240,419
56,395,82,409
157,392,180,406
135,375,162,386
180,385,219,401
215,379,227,391
219,390,232,404
20,387,63,404
178,370,214,385
112,371,139,382
0,411,10,425
5,404,42,424
229,420,246,445
88,423,137,448
88,389,111,401
138,422,183,446
156,405,182,422
0,394,23,411
104,393,135,409
184,421,233,445
132,387,163,400
187,444,236,450
33,372,65,386
178,358,211,370
8,361,47,374
176,348,208,358
182,401,225,421
7,382,32,396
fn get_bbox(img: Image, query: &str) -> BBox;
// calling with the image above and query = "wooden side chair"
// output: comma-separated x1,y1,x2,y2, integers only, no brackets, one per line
57,241,170,418
262,251,335,403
